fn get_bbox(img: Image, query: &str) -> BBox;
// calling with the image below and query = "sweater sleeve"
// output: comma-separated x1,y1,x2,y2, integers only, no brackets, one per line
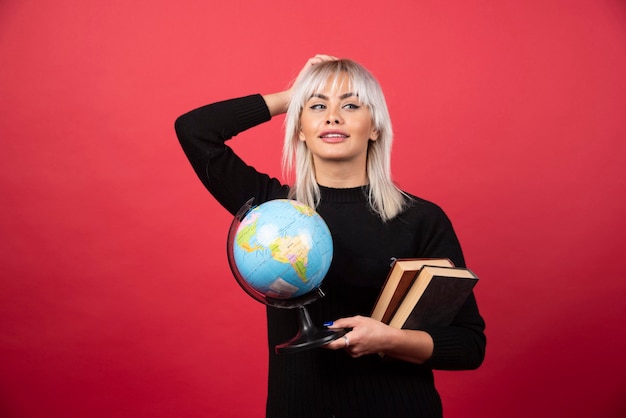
424,292,486,370
174,94,289,215
415,203,487,370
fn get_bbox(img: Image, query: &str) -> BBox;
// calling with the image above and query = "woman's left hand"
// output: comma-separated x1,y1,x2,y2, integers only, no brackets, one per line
324,316,401,358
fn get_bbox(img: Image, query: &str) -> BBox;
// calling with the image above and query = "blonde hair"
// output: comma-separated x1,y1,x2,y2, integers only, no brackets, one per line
282,59,408,222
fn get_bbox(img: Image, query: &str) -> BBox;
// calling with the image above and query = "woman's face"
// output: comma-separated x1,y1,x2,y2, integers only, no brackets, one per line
298,72,378,167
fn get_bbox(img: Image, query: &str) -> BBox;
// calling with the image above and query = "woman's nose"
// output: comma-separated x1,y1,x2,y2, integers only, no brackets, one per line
326,107,342,125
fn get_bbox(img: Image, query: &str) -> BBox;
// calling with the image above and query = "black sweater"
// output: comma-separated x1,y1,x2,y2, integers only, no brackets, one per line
175,94,486,418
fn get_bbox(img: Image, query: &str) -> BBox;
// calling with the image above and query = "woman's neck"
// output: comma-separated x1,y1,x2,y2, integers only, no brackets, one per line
314,162,368,188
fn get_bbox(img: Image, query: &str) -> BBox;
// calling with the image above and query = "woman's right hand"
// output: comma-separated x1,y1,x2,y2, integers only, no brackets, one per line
291,54,338,89
263,54,338,116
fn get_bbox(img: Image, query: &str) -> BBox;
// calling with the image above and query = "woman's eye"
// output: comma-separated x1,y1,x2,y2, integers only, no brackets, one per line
343,103,361,110
309,103,326,110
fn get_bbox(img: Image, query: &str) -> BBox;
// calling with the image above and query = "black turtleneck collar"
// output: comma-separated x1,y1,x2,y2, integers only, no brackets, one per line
318,185,369,203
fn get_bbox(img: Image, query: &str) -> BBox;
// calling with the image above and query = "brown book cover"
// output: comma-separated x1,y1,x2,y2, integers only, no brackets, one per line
388,265,478,330
371,258,454,323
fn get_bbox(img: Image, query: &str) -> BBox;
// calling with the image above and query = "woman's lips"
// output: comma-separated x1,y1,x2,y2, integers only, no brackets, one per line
319,130,348,143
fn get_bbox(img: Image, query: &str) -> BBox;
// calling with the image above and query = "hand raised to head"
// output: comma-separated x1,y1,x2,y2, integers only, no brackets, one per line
263,54,338,116
291,54,338,87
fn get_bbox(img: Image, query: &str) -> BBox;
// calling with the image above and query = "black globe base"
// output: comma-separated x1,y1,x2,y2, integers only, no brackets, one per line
275,305,347,354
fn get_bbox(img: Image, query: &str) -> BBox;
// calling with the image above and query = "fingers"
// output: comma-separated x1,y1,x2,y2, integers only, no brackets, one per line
324,317,362,355
340,330,364,358
323,330,356,354
342,334,350,349
307,54,338,65
304,54,338,71
293,54,338,84
324,316,389,357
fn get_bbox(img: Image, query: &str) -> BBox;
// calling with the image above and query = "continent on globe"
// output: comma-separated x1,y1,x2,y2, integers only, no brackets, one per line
235,212,263,252
268,235,309,282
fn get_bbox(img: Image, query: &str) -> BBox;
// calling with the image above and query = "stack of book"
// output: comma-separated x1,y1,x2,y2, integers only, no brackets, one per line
371,258,479,330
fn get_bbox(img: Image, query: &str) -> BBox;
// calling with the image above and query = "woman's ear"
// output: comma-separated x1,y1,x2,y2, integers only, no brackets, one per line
298,130,306,142
370,128,380,141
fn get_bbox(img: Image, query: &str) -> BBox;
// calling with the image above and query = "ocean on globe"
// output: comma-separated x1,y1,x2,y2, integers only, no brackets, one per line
230,199,333,300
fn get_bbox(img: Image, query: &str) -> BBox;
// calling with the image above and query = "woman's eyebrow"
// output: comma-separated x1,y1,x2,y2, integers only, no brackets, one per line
309,92,357,100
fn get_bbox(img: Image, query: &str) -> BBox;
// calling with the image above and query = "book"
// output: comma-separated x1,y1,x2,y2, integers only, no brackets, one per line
387,265,478,330
371,258,454,324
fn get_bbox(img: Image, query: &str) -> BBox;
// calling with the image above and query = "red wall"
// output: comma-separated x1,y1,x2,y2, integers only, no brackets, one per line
1,1,625,417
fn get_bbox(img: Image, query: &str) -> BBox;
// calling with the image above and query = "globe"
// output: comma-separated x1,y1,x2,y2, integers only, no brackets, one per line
227,199,333,304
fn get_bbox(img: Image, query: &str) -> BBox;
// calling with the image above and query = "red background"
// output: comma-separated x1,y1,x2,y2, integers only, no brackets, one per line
1,0,625,417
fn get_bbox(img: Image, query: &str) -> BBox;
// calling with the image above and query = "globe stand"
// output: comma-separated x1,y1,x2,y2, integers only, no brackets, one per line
275,305,347,354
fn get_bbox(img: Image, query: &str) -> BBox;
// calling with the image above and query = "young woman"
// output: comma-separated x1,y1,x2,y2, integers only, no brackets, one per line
175,55,486,417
